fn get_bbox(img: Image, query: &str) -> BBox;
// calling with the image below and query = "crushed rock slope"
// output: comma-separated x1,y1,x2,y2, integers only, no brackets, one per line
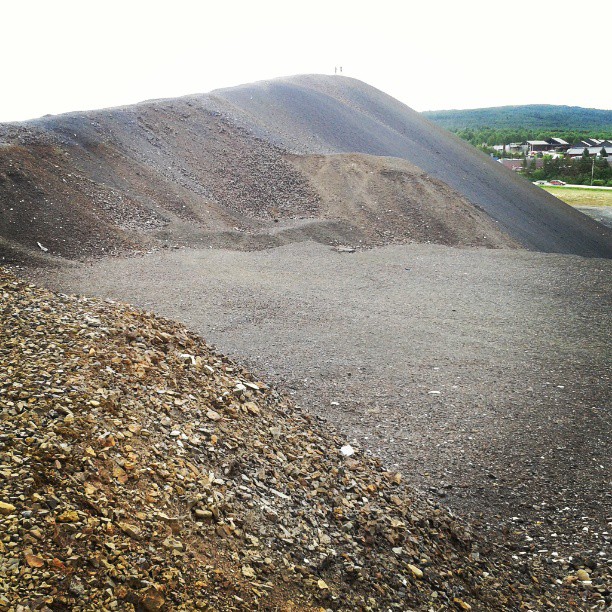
211,75,612,258
1,79,520,264
0,269,598,611
287,154,515,248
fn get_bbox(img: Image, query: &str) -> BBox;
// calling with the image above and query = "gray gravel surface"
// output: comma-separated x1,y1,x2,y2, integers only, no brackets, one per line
32,242,612,580
576,206,612,229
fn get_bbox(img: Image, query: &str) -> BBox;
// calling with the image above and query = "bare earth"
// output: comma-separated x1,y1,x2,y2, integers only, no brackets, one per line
4,75,611,601
34,241,611,574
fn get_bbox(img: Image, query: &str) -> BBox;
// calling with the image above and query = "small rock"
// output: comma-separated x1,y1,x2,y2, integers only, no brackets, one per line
68,577,85,597
242,565,256,579
118,522,142,540
24,554,44,568
0,502,16,516
140,587,165,612
576,569,590,581
57,510,79,523
162,537,184,552
407,564,423,579
194,508,213,520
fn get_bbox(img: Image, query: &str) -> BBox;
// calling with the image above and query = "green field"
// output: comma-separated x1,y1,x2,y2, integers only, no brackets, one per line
542,186,612,207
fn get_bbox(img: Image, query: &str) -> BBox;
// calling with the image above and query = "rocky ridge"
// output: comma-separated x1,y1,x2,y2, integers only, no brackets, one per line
0,269,605,610
0,74,564,266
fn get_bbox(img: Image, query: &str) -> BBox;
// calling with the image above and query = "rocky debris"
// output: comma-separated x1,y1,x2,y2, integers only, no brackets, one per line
0,144,150,264
289,154,517,250
0,268,607,610
0,86,521,266
0,106,322,264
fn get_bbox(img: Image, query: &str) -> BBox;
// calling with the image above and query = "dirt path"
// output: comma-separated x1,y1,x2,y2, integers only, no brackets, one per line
35,242,611,571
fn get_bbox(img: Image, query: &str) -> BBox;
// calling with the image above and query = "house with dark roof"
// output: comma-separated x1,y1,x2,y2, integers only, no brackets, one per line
566,146,611,158
547,137,570,151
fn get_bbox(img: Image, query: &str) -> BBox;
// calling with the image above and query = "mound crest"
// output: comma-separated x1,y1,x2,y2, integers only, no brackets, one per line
211,75,611,257
2,74,609,264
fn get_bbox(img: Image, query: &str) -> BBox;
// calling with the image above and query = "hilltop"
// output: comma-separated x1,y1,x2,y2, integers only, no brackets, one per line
1,75,610,261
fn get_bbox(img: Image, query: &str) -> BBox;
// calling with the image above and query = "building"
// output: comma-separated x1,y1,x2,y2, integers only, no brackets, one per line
525,138,570,154
499,158,524,171
493,143,527,154
526,140,552,153
498,158,544,170
566,146,611,158
547,137,570,151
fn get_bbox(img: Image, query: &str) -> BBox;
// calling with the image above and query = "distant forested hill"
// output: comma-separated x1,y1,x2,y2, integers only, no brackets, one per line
423,105,612,131
422,105,612,146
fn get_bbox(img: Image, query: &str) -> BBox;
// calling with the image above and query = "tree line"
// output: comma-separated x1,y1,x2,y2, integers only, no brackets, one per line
423,104,612,134
452,128,612,148
523,151,612,186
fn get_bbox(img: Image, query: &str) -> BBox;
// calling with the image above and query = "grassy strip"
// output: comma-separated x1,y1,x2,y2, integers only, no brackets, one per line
542,186,612,207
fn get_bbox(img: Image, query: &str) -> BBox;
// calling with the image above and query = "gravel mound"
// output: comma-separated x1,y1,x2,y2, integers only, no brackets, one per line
211,75,611,258
3,74,608,265
1,268,602,610
0,108,323,262
288,154,516,249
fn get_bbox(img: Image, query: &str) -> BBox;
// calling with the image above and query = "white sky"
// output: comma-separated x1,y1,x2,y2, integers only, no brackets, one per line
2,0,611,122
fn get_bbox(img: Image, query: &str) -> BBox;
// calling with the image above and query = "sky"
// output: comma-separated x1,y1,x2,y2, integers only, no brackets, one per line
2,0,611,122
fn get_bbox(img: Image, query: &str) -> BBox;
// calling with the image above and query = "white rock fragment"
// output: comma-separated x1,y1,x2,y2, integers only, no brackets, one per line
270,488,290,500
340,444,355,457
37,242,48,252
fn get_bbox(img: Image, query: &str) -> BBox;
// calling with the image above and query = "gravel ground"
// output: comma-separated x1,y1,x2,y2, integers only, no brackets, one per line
575,206,612,229
33,242,612,585
7,267,603,610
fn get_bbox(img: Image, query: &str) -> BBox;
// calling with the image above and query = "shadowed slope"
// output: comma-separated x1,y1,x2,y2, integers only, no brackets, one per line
211,75,612,257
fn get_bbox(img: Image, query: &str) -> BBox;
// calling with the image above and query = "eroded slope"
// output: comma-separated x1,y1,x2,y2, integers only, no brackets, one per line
289,154,515,248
